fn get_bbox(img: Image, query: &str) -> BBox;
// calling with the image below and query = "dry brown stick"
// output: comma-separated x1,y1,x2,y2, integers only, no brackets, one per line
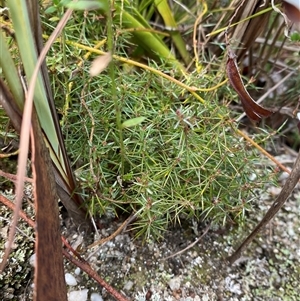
87,213,137,249
0,149,19,158
0,194,35,227
0,170,33,183
228,150,300,264
236,129,300,181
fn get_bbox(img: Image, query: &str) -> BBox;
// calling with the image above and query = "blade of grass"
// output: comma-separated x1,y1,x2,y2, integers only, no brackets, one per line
207,5,274,37
115,2,185,72
154,0,191,65
7,0,67,178
0,31,24,109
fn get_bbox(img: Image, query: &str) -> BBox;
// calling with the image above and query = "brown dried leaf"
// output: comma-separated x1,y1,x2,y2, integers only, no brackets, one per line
226,48,273,121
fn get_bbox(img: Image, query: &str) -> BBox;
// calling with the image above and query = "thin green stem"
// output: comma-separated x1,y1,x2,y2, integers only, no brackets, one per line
107,4,125,175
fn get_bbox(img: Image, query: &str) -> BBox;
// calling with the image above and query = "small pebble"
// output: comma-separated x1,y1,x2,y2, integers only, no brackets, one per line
123,280,134,291
279,171,290,181
168,276,181,291
68,289,88,301
248,173,257,181
202,295,209,301
29,254,36,267
65,273,77,286
90,292,103,301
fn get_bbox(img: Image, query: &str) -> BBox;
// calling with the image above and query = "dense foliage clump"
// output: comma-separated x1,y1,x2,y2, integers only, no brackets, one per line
62,64,272,238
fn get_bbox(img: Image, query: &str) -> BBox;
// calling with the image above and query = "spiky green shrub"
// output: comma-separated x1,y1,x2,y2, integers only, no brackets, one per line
59,60,271,238
42,0,280,239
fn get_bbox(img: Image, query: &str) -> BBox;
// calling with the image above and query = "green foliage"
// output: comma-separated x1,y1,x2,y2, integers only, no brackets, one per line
58,60,270,238
290,31,300,42
38,0,281,239
66,0,109,12
3,0,292,240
